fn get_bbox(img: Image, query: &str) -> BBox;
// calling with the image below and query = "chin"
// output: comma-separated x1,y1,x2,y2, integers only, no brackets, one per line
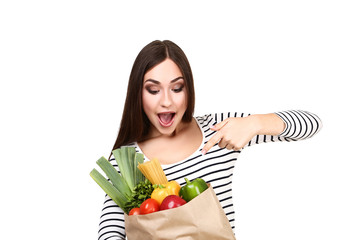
154,121,180,137
158,126,177,136
149,114,184,137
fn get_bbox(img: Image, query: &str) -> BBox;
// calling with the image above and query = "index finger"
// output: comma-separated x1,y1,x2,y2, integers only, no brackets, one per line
201,131,223,155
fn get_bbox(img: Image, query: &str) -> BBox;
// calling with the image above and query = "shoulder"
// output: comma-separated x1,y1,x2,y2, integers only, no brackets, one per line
122,142,137,148
194,113,215,129
195,113,212,123
195,112,250,125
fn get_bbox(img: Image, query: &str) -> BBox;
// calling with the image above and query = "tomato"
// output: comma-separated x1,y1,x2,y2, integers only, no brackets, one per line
139,198,160,214
160,195,186,211
128,207,141,216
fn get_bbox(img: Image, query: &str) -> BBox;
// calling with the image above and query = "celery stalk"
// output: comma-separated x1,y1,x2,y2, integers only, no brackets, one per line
90,169,127,210
96,157,132,199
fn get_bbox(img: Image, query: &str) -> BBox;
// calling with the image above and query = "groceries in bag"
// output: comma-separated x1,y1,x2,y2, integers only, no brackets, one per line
90,147,236,239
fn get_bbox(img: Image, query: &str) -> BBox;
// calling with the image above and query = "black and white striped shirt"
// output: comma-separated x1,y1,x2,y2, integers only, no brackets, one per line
98,110,322,240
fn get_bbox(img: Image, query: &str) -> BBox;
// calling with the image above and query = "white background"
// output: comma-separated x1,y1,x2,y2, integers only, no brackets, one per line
1,1,359,239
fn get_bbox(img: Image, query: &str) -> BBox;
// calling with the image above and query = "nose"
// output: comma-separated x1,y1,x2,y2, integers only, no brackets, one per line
160,90,172,108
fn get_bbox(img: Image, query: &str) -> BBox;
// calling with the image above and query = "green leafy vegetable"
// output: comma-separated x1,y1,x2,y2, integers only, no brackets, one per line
124,179,154,213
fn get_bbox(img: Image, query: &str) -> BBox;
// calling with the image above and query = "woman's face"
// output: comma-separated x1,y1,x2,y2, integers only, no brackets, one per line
142,58,188,137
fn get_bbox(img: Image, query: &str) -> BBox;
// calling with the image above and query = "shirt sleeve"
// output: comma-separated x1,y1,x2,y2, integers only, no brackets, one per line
98,158,126,240
212,110,322,147
248,110,322,146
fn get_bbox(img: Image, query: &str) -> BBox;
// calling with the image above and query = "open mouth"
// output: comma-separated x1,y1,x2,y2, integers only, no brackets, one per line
158,112,175,127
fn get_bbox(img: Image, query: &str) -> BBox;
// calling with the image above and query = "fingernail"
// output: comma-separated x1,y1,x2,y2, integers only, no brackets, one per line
201,149,207,155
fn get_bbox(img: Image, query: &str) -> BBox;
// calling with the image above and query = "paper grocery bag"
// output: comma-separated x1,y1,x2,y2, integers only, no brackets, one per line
124,184,236,240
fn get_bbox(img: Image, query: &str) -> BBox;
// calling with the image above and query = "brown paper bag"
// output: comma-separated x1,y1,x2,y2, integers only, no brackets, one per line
124,184,236,240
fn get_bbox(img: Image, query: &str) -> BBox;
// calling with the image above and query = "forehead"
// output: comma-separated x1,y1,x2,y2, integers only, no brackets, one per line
144,58,183,83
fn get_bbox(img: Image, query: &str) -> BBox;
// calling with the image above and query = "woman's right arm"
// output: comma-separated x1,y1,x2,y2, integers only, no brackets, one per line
98,195,126,240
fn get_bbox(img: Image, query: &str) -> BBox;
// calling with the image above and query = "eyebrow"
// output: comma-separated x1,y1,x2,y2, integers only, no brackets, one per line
144,76,184,84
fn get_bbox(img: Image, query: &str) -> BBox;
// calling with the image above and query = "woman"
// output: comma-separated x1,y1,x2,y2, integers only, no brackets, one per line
98,40,322,240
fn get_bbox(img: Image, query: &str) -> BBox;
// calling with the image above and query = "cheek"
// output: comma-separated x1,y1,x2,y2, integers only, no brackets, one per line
174,92,187,110
142,92,154,116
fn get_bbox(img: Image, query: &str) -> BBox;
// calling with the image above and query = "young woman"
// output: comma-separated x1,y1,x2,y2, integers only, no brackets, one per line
98,40,322,240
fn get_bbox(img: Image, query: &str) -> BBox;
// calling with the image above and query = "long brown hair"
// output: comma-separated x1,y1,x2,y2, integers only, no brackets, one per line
109,40,195,159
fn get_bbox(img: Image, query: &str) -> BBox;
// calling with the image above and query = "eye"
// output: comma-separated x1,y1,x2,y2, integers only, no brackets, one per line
172,85,184,93
145,86,160,95
148,89,160,95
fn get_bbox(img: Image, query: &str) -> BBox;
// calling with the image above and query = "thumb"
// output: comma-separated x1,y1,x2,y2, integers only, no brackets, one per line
210,119,230,131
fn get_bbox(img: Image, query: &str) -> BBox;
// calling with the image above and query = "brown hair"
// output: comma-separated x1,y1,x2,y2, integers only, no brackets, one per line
109,40,195,158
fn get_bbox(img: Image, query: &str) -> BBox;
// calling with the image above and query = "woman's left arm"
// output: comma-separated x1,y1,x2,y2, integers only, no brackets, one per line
201,110,322,154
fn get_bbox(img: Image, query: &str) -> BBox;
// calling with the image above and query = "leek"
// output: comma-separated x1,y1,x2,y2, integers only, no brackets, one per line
96,156,132,199
112,147,144,191
90,169,127,210
90,147,145,214
134,152,145,186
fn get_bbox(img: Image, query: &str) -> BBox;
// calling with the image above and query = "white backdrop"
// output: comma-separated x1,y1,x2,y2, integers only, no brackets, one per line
1,1,359,239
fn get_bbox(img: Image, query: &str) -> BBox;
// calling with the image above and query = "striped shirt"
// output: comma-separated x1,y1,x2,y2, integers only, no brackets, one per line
98,110,322,240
